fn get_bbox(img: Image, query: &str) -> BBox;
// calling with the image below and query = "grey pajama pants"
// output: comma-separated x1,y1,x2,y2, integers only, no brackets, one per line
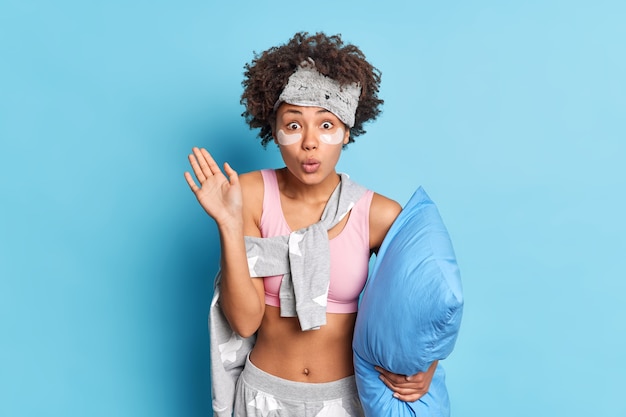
233,356,364,417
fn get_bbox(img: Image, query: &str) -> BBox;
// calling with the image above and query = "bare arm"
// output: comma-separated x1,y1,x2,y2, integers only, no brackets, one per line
376,361,438,402
184,148,265,337
369,192,402,253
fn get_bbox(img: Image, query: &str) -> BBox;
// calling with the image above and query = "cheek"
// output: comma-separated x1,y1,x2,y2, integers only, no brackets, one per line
276,129,302,146
319,128,345,145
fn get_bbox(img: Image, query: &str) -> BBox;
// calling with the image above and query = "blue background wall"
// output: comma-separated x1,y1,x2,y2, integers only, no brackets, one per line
1,1,624,416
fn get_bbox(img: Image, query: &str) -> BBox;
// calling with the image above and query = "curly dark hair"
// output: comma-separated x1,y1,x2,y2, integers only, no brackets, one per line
241,32,383,147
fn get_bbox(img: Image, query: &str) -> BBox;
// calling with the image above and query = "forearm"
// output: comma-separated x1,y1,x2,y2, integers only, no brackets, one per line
217,222,264,337
184,150,263,336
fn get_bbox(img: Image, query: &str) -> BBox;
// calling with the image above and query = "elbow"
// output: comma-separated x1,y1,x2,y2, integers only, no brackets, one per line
222,308,262,338
229,321,260,339
235,327,257,339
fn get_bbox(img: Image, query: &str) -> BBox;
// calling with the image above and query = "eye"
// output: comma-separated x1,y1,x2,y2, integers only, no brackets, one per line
287,122,300,130
321,121,334,129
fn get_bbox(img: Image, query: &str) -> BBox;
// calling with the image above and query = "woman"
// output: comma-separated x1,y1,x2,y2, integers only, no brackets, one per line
185,32,436,416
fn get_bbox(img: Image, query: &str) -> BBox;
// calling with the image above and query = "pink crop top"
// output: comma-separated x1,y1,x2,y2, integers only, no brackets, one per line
259,169,374,314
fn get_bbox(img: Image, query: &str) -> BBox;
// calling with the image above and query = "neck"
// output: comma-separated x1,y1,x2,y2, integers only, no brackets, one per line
277,168,341,204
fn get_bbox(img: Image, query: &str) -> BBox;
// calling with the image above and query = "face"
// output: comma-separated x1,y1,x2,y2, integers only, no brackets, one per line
273,104,350,185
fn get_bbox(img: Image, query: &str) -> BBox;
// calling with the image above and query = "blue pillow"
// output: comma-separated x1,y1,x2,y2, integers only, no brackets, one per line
353,187,463,417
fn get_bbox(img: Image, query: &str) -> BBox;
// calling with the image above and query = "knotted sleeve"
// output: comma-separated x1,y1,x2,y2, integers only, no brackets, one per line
242,174,367,331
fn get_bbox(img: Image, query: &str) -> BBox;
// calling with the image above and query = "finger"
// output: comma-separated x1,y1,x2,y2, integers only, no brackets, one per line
375,367,411,386
393,392,423,403
188,152,206,183
392,386,424,397
191,147,215,179
404,373,427,384
378,372,414,391
405,361,437,384
378,374,424,402
378,372,406,390
375,366,393,378
199,148,223,177
378,372,395,392
184,171,200,192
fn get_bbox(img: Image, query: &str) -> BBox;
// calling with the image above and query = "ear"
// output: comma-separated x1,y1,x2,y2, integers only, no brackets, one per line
343,128,351,145
271,129,280,146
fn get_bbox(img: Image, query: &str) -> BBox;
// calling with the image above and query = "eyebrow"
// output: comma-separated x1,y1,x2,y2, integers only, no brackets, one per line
282,108,331,115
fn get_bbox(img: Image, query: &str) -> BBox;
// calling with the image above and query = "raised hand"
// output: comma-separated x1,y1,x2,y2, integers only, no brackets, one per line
184,147,243,228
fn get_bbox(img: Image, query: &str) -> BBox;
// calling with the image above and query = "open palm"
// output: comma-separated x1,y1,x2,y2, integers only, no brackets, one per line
184,147,242,226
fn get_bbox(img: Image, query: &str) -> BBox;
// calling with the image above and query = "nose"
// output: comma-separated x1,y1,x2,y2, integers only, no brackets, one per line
301,128,318,150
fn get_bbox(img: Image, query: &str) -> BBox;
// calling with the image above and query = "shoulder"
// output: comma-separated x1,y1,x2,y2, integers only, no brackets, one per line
368,192,402,253
239,170,266,237
239,170,265,194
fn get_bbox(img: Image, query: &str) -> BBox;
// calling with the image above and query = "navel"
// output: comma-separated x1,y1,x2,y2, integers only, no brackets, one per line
303,368,310,376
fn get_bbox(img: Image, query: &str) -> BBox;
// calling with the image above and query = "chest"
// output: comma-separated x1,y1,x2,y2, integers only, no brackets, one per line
279,197,350,240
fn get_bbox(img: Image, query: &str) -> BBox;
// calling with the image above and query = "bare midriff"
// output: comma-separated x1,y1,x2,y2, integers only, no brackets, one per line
248,305,357,383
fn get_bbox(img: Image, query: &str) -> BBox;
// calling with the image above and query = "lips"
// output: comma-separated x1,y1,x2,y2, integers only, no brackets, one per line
302,159,321,173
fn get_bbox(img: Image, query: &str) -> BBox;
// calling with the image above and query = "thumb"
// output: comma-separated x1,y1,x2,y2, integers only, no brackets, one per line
223,162,239,185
